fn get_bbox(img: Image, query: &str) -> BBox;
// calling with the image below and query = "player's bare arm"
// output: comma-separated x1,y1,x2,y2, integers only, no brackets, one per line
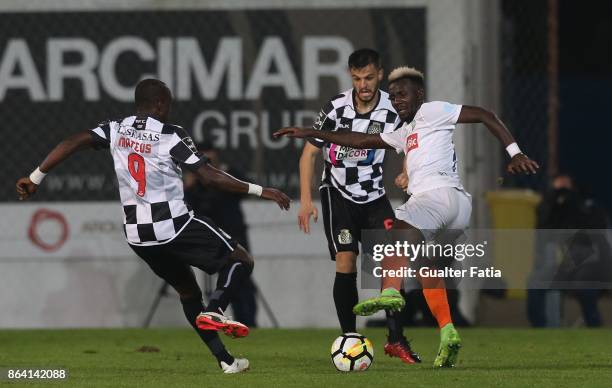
457,105,540,175
16,130,96,200
273,127,392,150
196,163,291,210
297,142,320,233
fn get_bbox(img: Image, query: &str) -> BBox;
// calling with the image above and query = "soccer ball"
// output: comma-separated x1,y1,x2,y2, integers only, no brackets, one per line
330,333,374,372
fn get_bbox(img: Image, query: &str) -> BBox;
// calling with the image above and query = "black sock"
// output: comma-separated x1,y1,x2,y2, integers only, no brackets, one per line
386,289,406,343
206,261,249,314
181,295,234,365
386,310,404,343
333,272,358,333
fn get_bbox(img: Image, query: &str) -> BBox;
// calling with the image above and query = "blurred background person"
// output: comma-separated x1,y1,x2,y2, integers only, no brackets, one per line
528,174,611,327
184,141,258,327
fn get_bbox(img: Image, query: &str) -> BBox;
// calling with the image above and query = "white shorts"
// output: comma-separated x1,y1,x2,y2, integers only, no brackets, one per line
395,187,472,241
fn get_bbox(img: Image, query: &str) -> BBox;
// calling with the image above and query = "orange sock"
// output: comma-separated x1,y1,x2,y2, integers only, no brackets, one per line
419,276,452,328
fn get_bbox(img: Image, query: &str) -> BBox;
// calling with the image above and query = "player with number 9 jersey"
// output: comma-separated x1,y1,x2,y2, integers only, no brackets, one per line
91,116,206,245
16,78,291,374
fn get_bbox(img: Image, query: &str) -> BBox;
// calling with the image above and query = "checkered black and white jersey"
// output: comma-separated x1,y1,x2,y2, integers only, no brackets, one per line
90,116,207,246
309,89,401,203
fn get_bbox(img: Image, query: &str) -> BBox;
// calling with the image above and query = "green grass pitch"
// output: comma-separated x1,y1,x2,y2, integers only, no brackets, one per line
1,328,611,387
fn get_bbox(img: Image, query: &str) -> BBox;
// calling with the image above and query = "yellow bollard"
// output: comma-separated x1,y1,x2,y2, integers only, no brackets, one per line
486,190,542,298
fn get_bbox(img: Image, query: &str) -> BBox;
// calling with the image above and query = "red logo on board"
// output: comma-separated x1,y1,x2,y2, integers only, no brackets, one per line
406,133,418,152
28,209,69,252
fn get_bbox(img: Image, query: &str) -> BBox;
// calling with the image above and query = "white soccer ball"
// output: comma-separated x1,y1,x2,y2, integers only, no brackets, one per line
330,332,374,372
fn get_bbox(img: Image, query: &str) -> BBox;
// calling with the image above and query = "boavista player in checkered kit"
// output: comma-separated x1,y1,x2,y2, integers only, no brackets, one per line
297,48,421,365
16,78,291,374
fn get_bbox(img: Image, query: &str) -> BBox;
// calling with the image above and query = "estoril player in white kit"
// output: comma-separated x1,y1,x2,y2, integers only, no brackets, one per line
297,49,420,365
275,67,539,368
16,79,290,374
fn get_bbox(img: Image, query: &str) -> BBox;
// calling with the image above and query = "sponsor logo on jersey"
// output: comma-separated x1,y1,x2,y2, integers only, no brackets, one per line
406,133,418,152
367,121,382,134
330,144,369,164
133,118,147,130
338,229,353,244
118,125,161,142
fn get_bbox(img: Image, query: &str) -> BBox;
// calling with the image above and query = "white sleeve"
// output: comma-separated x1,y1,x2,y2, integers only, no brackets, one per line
418,101,462,128
380,125,410,154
